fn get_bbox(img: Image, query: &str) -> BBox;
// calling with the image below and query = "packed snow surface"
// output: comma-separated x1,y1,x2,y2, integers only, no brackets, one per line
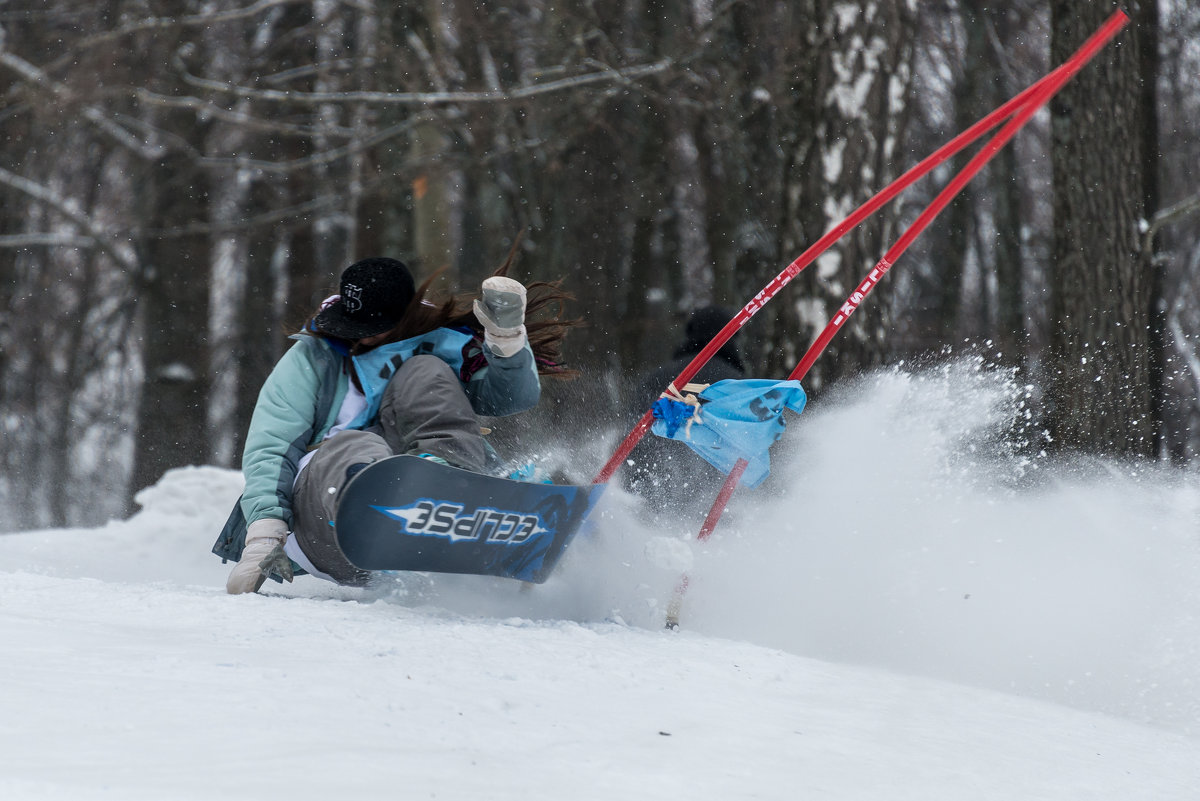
2,358,1198,799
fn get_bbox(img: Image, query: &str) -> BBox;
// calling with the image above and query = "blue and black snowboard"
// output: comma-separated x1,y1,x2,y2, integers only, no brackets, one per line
335,455,607,584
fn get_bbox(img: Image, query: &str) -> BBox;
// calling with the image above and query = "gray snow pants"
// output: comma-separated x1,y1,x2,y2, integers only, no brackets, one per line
291,354,488,585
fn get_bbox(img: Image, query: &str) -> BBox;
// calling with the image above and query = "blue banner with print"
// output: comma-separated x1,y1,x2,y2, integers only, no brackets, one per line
650,379,806,488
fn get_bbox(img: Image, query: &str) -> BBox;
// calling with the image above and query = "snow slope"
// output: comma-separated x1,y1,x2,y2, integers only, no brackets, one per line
2,358,1198,800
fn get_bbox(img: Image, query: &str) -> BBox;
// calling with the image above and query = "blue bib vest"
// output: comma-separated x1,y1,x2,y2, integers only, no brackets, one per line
347,327,477,430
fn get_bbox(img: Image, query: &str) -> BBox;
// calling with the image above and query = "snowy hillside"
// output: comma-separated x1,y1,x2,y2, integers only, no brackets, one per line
2,358,1199,800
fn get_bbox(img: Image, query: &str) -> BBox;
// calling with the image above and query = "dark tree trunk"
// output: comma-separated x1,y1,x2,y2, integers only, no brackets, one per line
1046,3,1157,456
931,1,988,346
983,4,1028,363
1136,0,1164,457
130,158,211,495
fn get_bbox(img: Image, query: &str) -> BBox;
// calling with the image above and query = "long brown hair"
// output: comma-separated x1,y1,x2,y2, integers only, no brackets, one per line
308,238,580,377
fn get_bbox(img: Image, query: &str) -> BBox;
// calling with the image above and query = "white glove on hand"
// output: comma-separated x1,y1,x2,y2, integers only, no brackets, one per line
226,518,291,595
473,276,527,358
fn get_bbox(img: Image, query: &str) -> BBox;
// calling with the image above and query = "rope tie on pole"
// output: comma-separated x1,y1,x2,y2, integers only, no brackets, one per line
660,382,709,439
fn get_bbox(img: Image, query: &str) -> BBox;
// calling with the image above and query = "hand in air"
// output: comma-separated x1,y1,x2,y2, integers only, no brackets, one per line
473,276,528,357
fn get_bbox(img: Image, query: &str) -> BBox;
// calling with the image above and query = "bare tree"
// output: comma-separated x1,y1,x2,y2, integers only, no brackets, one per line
2,0,1196,532
1153,0,1200,459
1045,2,1158,457
781,0,917,389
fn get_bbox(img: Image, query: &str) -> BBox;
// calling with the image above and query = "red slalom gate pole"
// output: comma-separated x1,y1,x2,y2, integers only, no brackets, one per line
686,9,1130,555
589,30,1100,486
666,8,1128,627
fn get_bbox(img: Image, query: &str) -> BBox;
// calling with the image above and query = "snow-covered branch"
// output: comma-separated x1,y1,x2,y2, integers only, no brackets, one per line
134,194,343,239
0,233,97,249
131,88,353,141
1143,191,1200,254
43,0,335,70
0,166,135,270
0,49,168,160
1168,310,1200,404
178,58,675,106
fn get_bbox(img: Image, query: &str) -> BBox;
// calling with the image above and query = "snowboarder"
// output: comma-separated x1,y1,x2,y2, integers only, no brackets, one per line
221,255,575,594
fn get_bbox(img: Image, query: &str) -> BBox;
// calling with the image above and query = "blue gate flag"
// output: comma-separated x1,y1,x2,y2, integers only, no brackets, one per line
650,379,806,488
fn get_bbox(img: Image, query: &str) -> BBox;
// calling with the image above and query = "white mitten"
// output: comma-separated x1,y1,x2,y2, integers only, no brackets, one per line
473,276,527,357
226,518,291,595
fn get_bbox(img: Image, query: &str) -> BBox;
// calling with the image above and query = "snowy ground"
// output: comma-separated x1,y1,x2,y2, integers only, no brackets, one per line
2,358,1199,800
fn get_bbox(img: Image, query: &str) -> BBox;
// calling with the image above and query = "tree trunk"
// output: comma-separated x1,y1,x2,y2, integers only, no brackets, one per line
785,0,917,389
1136,0,1164,457
930,1,989,347
410,0,462,284
987,5,1028,364
1046,2,1156,456
311,0,355,279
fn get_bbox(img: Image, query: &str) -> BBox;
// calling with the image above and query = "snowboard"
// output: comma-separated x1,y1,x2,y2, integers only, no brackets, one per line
334,455,607,584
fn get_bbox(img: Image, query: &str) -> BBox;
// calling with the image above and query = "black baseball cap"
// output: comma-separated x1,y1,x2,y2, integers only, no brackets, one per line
314,257,416,340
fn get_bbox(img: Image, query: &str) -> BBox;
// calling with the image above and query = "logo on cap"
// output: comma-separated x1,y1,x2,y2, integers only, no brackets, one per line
343,283,364,313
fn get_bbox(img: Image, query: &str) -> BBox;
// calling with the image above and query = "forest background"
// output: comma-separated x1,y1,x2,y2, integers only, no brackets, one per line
0,0,1197,531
